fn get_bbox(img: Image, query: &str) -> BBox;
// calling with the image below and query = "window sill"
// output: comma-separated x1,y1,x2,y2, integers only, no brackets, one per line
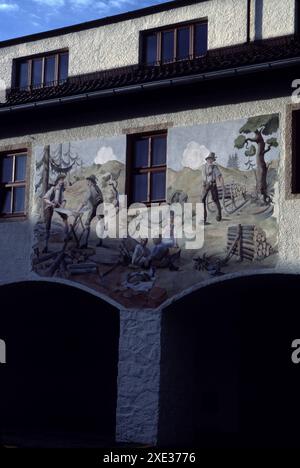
10,79,68,95
0,214,28,223
142,54,208,67
129,201,167,207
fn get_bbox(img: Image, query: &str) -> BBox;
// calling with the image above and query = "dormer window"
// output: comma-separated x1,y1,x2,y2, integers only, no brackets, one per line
142,21,208,66
15,50,69,90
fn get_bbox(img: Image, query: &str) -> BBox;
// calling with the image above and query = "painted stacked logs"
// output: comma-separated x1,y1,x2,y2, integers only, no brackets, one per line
227,224,273,262
254,227,273,260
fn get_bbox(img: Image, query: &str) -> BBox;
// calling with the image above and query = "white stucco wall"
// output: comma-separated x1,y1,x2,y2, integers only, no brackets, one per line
250,0,296,41
116,309,161,445
0,95,298,287
0,0,296,90
1,94,296,446
0,0,298,448
0,92,299,447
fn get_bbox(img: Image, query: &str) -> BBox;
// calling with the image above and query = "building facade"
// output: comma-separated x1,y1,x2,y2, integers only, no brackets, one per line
1,0,300,448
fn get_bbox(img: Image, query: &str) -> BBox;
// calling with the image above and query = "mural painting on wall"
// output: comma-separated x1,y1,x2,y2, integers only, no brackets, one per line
32,114,280,308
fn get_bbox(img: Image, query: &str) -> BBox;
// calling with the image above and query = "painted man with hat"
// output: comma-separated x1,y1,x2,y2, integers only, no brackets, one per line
77,174,104,249
43,174,69,253
201,152,224,224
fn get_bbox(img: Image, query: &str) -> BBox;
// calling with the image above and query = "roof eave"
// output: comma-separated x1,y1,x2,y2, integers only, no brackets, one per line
1,56,298,114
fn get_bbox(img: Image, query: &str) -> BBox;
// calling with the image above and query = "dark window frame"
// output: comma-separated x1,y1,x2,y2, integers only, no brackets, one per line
140,19,208,66
126,131,167,206
14,49,69,90
296,0,300,36
292,109,300,194
0,148,29,219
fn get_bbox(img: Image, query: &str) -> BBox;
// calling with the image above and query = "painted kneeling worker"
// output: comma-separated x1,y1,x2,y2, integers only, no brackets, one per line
131,238,151,269
77,174,104,249
43,174,69,253
131,236,180,271
201,152,224,224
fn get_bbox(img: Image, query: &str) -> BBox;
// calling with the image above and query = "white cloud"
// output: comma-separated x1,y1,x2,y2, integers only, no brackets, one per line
94,146,117,165
32,0,65,7
0,2,19,11
29,0,141,13
26,0,151,15
109,0,136,7
69,0,139,11
182,142,210,170
93,1,111,12
69,0,93,7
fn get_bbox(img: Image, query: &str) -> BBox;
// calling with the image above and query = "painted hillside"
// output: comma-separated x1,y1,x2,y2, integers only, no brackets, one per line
167,159,279,205
63,160,125,210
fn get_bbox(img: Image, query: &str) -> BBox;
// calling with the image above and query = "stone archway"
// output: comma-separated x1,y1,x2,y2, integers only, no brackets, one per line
158,274,300,448
0,281,119,447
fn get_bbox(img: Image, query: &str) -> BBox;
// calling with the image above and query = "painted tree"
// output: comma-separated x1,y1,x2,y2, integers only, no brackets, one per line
227,153,239,170
36,145,50,194
35,144,79,219
234,114,279,202
244,144,256,171
35,145,50,221
50,142,81,185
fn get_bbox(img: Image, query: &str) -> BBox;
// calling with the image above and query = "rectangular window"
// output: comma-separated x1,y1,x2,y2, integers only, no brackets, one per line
143,33,157,66
142,21,208,65
177,27,190,61
127,133,167,205
0,151,27,217
59,52,69,82
194,22,208,57
19,61,29,88
161,30,174,64
45,55,56,85
16,51,69,89
32,58,43,87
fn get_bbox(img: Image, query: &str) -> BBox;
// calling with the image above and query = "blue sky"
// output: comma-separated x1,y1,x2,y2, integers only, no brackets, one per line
0,0,170,41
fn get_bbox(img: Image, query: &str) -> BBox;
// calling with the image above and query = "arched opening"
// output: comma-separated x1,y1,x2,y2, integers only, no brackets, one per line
158,274,300,448
0,281,119,447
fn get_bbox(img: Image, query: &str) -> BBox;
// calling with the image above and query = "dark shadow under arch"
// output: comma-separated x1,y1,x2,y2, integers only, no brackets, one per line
158,274,300,448
0,281,119,447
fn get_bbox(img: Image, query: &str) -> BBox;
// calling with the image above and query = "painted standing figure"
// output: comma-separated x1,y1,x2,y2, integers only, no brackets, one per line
201,152,224,224
43,174,69,253
77,174,104,249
